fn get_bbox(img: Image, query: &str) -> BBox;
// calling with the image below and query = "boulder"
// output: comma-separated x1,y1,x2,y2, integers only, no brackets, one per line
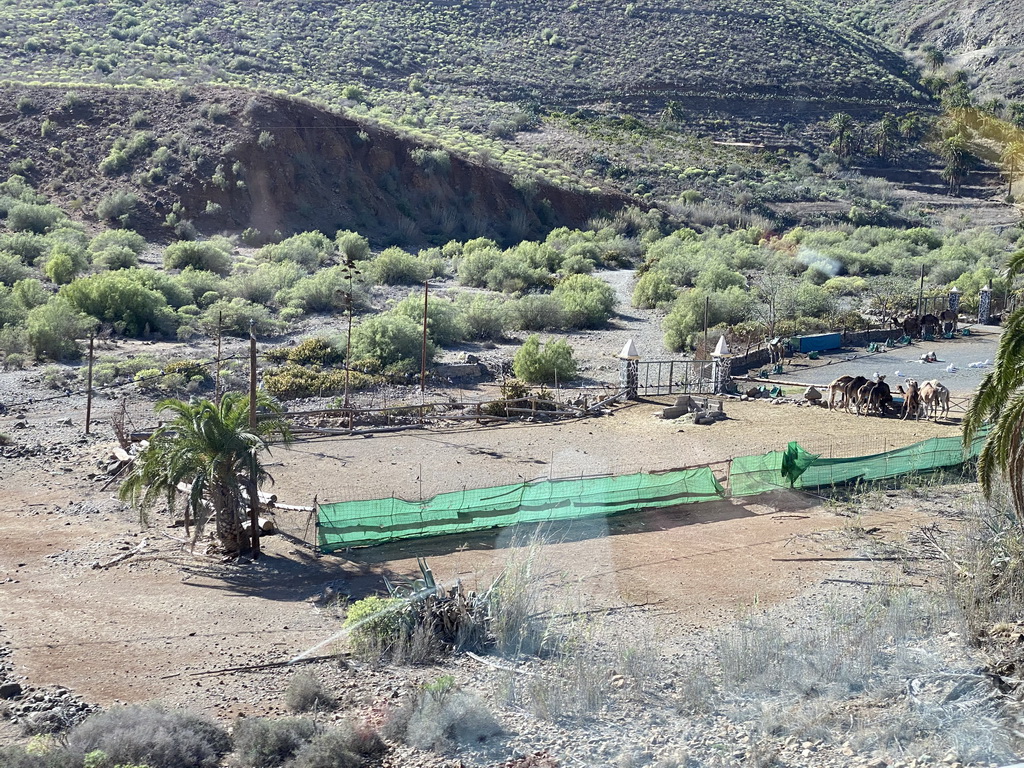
804,386,822,402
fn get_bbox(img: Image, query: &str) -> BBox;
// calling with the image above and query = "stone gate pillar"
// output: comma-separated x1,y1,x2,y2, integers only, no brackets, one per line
618,339,640,400
978,285,992,325
948,286,961,315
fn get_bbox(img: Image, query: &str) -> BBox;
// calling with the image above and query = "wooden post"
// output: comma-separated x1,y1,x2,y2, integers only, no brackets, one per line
420,280,429,393
214,310,223,403
85,332,94,435
248,321,257,430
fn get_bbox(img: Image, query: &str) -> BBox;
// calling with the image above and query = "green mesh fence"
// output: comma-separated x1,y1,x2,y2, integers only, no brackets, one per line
792,432,986,489
318,467,725,551
318,431,987,550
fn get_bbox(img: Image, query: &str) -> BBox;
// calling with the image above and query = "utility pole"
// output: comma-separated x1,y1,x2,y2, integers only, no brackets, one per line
247,320,259,559
703,295,710,355
917,264,925,317
85,332,94,435
420,280,429,393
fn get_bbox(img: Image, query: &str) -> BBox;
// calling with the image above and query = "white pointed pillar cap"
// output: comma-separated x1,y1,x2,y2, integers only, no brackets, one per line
618,338,640,360
711,335,731,357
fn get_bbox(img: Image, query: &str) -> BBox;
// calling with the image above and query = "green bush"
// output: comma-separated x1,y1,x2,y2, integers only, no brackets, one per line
172,268,224,305
163,240,233,275
13,278,49,309
454,293,508,340
61,272,177,337
275,266,366,314
351,315,431,373
512,335,577,384
26,297,95,360
199,298,285,337
92,245,139,270
507,294,566,331
6,203,66,233
88,229,146,256
66,703,229,768
262,364,376,400
257,232,335,272
344,595,407,659
44,250,78,284
267,337,344,367
335,230,370,262
227,261,303,304
0,232,47,264
232,717,318,768
365,246,431,285
632,271,677,308
663,287,754,352
390,292,465,346
0,251,30,284
95,190,139,224
0,284,27,327
457,247,549,293
552,273,616,328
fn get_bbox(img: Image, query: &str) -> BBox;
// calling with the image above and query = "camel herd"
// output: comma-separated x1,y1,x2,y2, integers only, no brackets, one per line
899,310,958,339
828,374,950,419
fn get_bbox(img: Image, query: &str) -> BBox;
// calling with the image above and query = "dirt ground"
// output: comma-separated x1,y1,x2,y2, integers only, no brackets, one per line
0,392,965,730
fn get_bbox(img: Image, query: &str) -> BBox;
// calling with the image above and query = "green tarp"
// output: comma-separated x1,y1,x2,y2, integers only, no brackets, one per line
317,430,988,550
318,467,725,551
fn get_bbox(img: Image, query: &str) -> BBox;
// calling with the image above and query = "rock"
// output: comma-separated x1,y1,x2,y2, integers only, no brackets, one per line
13,420,27,429
0,681,23,699
57,418,72,426
804,386,822,402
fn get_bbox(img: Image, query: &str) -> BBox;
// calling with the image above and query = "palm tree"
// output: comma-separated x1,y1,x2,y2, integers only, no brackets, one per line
938,132,974,196
923,45,945,72
828,112,855,159
119,392,292,556
965,249,1024,517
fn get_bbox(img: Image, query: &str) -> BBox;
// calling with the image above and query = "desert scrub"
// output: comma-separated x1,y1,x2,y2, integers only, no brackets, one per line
289,723,386,768
264,337,343,367
65,703,229,768
285,671,337,713
163,240,233,276
382,678,501,751
232,716,318,767
351,315,433,373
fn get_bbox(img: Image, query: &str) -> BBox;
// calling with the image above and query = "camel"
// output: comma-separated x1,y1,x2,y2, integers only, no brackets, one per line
902,315,922,339
920,380,950,419
767,337,785,365
900,379,921,420
920,313,939,337
828,375,868,412
939,309,958,335
855,376,891,416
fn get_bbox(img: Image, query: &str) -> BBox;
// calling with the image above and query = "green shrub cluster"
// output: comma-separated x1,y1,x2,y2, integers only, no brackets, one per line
163,239,233,275
262,364,376,399
512,335,577,384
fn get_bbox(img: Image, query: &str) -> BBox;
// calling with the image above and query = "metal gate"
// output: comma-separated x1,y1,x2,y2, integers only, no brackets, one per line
635,358,719,396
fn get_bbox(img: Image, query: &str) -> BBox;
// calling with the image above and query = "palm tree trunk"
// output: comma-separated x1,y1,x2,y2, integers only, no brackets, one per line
211,479,243,554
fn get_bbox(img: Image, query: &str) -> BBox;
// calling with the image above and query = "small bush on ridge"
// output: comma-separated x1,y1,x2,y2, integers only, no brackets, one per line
512,335,577,384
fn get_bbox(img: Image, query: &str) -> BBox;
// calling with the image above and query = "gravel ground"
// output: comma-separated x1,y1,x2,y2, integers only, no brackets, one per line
764,325,1002,397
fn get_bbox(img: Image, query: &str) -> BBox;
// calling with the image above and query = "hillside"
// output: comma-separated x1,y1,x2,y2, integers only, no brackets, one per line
0,0,929,112
837,0,1024,101
0,85,631,246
